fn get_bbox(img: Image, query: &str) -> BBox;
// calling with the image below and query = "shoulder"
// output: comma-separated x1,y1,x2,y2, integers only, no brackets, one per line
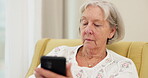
106,49,138,77
107,49,138,73
53,45,81,52
46,45,81,56
107,49,133,62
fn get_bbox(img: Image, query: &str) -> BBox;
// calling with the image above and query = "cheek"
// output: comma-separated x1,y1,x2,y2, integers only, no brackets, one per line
94,29,110,39
80,31,85,38
79,27,84,36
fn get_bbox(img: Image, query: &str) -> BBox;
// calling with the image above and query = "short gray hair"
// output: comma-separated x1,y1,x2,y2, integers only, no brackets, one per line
80,0,125,44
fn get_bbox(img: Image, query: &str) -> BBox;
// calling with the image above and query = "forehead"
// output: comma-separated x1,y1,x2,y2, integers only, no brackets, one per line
82,5,104,21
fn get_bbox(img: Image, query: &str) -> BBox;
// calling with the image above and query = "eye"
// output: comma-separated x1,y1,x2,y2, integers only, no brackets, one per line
94,24,101,27
80,20,88,26
93,21,103,27
83,23,88,26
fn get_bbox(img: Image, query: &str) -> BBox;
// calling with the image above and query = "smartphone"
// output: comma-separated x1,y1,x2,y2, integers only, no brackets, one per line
41,56,66,76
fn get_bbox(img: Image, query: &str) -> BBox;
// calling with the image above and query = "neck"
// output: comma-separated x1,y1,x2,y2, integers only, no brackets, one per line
80,46,107,59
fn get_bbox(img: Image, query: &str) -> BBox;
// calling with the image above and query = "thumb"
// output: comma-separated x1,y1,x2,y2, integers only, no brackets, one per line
66,63,73,78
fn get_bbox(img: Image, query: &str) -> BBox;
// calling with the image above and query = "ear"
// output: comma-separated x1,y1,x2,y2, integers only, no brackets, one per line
108,27,116,39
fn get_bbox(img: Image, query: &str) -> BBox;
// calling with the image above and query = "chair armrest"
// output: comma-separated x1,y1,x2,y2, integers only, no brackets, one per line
25,38,50,78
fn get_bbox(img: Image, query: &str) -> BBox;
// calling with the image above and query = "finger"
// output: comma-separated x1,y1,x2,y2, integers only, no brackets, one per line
34,71,44,78
66,63,73,78
35,68,66,78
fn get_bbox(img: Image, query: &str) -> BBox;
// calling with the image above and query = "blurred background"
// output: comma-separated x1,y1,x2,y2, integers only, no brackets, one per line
0,0,5,78
2,0,148,78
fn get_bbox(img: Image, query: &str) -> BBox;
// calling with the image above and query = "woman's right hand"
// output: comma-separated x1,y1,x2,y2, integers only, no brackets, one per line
35,63,73,78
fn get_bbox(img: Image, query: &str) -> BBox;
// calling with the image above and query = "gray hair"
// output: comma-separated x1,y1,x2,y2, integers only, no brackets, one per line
80,0,125,44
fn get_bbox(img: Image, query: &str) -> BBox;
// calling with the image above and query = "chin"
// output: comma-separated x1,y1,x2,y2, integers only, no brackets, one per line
83,43,95,49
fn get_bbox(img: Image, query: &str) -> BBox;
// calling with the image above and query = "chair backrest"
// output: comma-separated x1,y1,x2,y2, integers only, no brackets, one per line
25,38,148,78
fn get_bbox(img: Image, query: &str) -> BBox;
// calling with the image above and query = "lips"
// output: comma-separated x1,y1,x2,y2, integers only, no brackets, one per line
85,39,94,41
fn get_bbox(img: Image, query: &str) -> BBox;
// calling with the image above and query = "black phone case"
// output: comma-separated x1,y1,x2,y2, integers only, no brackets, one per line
41,56,66,76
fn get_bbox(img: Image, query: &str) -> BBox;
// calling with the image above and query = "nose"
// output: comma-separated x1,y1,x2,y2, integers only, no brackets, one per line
84,25,94,35
85,29,93,34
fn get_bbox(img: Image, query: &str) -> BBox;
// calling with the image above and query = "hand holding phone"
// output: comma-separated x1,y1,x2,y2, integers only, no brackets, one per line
41,56,66,76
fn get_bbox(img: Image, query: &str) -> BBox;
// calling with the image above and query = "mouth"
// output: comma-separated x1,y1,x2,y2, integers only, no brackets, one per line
85,39,94,41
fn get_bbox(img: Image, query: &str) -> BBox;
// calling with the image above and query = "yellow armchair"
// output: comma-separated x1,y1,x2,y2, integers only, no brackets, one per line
26,38,148,78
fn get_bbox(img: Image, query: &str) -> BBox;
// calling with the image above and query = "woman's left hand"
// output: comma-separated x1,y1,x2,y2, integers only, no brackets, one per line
34,63,73,78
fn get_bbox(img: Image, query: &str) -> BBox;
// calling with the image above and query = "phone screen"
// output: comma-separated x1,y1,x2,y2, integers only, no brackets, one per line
41,56,66,76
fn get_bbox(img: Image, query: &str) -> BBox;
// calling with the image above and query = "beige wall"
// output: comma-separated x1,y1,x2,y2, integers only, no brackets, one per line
42,0,148,41
112,0,148,41
42,0,64,38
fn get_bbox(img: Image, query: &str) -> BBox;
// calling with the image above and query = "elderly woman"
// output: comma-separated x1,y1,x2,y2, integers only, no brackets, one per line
30,0,138,78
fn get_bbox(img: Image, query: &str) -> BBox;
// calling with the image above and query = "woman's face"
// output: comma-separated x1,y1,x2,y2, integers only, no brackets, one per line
80,5,116,49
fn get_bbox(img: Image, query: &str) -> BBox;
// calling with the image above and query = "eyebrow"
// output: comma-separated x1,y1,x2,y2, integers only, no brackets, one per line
93,19,103,23
80,16,86,22
80,16,104,23
80,16,87,20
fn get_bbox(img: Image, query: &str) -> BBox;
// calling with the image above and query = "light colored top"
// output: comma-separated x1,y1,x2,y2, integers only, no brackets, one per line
29,45,139,78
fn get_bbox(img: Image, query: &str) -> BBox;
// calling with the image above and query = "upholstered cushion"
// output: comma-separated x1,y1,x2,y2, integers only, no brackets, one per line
107,41,148,78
